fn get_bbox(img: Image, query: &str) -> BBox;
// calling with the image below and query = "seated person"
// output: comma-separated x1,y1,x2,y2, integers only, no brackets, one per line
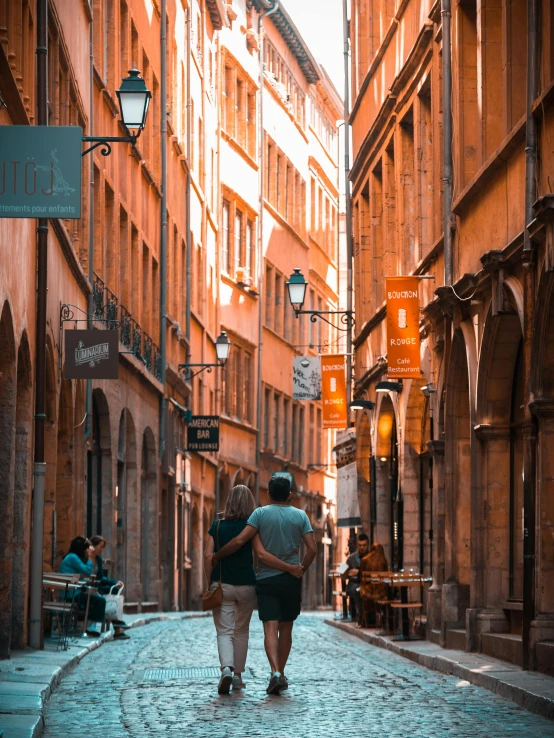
359,542,389,627
89,535,129,631
60,536,129,640
343,533,369,625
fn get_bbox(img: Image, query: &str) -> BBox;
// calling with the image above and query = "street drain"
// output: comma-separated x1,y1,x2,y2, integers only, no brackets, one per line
143,667,222,680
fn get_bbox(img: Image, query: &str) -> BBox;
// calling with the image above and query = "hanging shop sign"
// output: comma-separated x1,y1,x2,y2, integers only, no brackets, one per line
64,329,119,379
187,415,220,452
293,355,321,400
0,126,82,218
320,354,348,429
386,276,421,378
337,461,362,528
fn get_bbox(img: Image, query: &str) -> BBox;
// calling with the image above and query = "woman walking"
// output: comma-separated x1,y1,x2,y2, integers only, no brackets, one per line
204,485,258,694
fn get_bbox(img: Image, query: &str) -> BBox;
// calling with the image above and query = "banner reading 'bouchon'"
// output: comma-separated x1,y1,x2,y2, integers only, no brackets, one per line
321,354,348,428
386,276,420,378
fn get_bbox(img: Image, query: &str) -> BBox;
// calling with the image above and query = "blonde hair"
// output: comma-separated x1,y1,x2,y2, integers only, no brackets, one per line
224,484,256,521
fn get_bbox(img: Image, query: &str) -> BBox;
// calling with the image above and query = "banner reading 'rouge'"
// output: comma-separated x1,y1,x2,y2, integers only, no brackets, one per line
320,354,348,429
386,276,420,378
64,330,119,379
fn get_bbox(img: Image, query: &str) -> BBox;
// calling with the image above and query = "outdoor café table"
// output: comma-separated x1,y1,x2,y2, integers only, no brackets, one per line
371,574,432,640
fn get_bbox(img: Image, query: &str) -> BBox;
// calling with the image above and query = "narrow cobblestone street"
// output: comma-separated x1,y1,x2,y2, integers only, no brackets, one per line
43,614,554,738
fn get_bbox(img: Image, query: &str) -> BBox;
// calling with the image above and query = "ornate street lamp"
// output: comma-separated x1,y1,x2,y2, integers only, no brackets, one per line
285,267,353,330
82,68,152,157
179,330,231,380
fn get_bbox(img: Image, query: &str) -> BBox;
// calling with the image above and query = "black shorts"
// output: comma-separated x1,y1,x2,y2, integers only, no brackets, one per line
256,573,302,623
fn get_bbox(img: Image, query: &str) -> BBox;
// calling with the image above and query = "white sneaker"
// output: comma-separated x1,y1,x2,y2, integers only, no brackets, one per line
218,667,233,694
232,675,246,690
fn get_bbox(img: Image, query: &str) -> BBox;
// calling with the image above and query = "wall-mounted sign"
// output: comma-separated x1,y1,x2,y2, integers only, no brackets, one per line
187,415,220,452
321,354,348,429
337,461,361,528
0,125,82,218
64,329,119,379
386,276,420,378
293,355,321,400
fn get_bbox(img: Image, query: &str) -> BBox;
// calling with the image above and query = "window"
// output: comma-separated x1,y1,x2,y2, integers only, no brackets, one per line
264,387,271,448
283,398,290,458
265,264,274,328
223,339,254,425
222,199,231,273
234,209,243,277
221,54,257,158
299,407,305,466
264,39,305,127
273,392,280,452
265,134,306,234
245,220,253,281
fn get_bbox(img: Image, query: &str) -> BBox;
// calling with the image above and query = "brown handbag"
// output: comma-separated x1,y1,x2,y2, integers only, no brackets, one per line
202,520,223,612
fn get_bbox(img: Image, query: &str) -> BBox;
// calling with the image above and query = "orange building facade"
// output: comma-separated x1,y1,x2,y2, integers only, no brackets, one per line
349,0,554,673
0,0,342,656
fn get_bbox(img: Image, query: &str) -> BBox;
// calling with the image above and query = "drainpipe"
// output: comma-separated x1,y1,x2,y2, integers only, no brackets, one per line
185,7,192,350
159,0,168,459
29,0,49,650
85,17,94,443
342,0,353,405
254,1,279,506
522,0,539,672
441,0,453,286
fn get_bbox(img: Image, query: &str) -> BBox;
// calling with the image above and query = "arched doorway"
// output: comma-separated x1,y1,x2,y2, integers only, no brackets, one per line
87,389,112,539
0,302,17,657
190,504,201,609
476,306,523,633
375,394,398,569
12,333,33,649
44,339,57,572
356,409,372,535
116,409,137,596
140,428,157,602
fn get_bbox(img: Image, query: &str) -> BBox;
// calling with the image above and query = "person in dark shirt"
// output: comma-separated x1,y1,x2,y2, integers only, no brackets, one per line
203,484,295,695
343,533,370,625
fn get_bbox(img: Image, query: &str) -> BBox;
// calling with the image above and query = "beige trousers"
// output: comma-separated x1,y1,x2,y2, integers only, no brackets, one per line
211,583,256,672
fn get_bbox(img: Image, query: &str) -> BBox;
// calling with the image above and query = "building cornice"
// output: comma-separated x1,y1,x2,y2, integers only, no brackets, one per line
206,0,229,31
253,1,320,85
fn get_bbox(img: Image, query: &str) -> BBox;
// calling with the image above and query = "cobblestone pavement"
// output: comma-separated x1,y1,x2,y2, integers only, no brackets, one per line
43,613,554,738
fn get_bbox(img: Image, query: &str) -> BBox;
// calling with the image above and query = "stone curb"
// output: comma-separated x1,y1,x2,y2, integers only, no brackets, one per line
325,619,554,722
0,611,209,738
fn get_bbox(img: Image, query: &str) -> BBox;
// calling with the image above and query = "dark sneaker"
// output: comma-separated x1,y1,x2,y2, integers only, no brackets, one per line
278,674,289,691
113,631,130,640
85,630,100,638
112,619,130,628
218,667,233,695
266,674,284,695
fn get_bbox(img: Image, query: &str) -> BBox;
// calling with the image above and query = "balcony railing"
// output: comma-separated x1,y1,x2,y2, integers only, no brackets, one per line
93,273,163,382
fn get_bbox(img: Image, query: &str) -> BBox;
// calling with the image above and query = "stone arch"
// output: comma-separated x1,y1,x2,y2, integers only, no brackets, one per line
0,302,17,657
88,389,112,541
116,409,138,596
231,467,245,487
140,427,157,602
474,304,523,622
218,469,231,514
356,408,372,534
530,268,554,623
445,329,472,587
11,332,33,649
55,380,74,569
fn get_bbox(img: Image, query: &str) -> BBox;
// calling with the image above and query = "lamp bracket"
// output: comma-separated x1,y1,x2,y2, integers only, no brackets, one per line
82,134,138,157
178,362,225,380
294,310,354,331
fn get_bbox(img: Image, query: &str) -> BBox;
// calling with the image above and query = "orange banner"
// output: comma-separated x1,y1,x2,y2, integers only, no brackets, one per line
321,354,348,429
386,276,420,378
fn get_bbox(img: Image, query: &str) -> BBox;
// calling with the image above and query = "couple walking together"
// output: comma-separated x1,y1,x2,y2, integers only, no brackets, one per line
204,474,316,696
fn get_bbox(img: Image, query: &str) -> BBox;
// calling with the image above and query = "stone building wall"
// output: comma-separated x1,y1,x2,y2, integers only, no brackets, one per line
350,0,554,672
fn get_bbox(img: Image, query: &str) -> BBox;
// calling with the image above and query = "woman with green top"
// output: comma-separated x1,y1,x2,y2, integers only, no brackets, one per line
203,485,299,695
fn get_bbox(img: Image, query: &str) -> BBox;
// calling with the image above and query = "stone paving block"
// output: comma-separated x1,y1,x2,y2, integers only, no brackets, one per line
0,715,42,738
0,691,43,715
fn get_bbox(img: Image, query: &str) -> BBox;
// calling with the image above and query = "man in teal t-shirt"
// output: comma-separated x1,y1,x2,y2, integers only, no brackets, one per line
212,474,316,695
